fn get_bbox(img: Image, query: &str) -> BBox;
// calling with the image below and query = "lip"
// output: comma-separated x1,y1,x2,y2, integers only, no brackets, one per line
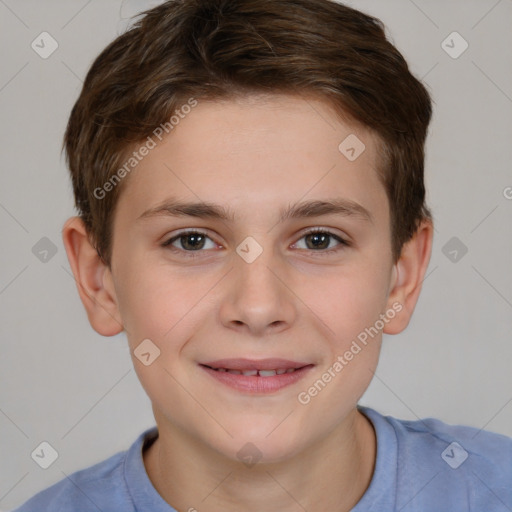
201,358,311,371
199,359,315,394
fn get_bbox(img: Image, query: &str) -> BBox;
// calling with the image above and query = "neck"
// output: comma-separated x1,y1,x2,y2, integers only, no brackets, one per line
143,408,376,512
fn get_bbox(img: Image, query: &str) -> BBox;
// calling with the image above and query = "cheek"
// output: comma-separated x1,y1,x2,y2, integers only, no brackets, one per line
112,259,179,344
310,261,391,348
115,262,220,358
115,267,204,414
294,265,390,423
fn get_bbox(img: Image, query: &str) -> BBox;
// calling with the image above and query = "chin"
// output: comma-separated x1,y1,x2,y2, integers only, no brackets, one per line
210,419,310,466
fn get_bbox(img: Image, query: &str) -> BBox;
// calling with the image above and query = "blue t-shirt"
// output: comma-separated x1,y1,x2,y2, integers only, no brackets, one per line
12,406,512,511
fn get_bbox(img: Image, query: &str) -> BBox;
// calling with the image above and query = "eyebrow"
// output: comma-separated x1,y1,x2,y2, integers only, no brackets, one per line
137,197,373,224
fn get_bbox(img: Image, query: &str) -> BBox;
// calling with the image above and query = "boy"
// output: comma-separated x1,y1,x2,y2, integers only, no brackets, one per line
13,0,512,510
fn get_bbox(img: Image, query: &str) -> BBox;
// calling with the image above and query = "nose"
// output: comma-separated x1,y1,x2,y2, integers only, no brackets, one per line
218,245,297,337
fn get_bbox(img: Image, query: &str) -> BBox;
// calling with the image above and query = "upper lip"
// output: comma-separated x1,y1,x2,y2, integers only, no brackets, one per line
201,358,312,371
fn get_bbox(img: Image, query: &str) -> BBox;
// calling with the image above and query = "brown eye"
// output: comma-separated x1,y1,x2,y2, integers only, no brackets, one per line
294,228,349,255
176,233,206,250
304,232,330,250
162,230,216,255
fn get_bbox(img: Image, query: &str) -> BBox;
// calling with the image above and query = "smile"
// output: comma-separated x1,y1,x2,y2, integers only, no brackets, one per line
207,367,300,376
199,359,314,393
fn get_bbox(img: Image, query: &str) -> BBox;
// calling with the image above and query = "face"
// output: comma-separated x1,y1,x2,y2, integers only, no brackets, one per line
107,94,399,462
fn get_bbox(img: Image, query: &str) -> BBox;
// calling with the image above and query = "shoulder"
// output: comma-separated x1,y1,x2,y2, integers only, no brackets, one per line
361,406,512,510
12,452,129,512
388,411,512,471
11,432,145,512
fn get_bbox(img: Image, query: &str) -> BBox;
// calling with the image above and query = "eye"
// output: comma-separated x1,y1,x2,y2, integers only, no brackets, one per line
293,228,350,255
161,227,350,259
162,230,218,257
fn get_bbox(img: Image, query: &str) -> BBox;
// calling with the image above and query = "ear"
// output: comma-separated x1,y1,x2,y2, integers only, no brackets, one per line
62,216,124,336
383,219,433,334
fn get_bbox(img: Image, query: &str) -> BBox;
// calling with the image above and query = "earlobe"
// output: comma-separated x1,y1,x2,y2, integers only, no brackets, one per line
383,220,433,335
62,217,124,336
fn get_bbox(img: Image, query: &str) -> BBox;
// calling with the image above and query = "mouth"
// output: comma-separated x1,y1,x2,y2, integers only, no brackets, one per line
199,358,314,393
205,367,300,376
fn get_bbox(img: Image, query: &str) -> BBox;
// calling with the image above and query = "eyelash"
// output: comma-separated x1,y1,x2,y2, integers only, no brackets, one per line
161,227,350,259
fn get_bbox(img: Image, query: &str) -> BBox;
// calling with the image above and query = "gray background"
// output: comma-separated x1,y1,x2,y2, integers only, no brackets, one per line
1,0,511,509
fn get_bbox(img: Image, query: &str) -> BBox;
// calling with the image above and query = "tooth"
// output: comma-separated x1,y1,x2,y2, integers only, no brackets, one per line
217,368,227,372
227,369,242,375
258,370,277,377
242,370,258,376
286,368,295,373
276,369,287,375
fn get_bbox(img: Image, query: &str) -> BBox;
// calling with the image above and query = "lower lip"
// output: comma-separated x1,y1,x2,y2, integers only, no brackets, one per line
200,364,314,394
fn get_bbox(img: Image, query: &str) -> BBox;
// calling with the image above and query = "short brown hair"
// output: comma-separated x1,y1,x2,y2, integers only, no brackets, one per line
64,0,432,265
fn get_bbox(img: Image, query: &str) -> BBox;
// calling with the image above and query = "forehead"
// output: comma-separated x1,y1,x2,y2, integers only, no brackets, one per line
115,94,388,227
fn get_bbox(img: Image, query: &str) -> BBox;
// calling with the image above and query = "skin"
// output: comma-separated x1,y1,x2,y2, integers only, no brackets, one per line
63,94,433,512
